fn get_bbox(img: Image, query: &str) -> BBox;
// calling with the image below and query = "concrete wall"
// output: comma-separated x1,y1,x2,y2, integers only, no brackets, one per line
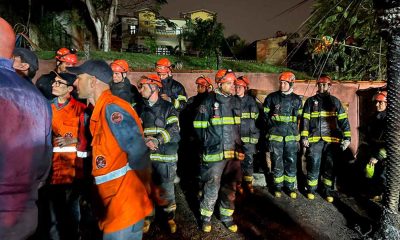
35,60,386,155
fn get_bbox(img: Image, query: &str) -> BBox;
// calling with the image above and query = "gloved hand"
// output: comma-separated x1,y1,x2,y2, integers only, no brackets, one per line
369,157,378,166
301,138,309,148
340,140,351,151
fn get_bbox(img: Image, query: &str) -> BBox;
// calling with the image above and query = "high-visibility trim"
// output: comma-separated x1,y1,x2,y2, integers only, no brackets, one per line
338,112,348,120
94,163,131,185
177,95,187,102
274,176,284,184
211,116,240,125
301,130,309,137
308,136,341,143
241,137,259,144
150,153,178,162
268,135,299,142
77,151,88,158
271,115,297,123
203,152,224,162
264,107,270,114
173,99,180,109
303,113,311,120
308,179,318,187
284,175,297,183
269,135,284,142
298,108,303,115
241,112,258,119
310,111,338,118
144,127,171,143
244,175,253,182
378,148,387,159
343,131,351,137
200,208,213,217
53,146,77,152
219,207,234,216
166,116,179,125
285,135,300,142
321,177,333,187
193,120,209,129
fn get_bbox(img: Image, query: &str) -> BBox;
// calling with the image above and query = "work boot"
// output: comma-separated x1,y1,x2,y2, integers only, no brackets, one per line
222,221,238,233
289,191,297,199
143,219,151,233
307,193,315,200
201,221,212,233
326,196,334,203
168,219,177,233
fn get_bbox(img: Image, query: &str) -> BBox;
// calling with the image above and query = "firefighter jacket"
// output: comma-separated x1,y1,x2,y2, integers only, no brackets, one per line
109,77,143,114
367,111,386,161
193,89,243,162
263,91,303,142
90,90,152,233
238,94,260,148
160,76,187,111
141,98,180,162
51,97,88,184
300,92,351,143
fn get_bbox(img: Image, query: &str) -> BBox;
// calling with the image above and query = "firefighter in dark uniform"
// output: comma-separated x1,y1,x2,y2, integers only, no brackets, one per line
109,59,143,114
155,58,187,112
300,74,351,203
263,72,303,199
138,74,180,234
193,69,243,233
235,75,260,194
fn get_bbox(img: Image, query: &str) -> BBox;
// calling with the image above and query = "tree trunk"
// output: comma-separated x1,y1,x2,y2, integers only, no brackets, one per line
103,26,111,52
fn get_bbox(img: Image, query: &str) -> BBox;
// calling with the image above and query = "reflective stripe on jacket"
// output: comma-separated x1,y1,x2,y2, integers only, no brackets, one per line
160,76,187,112
238,94,260,147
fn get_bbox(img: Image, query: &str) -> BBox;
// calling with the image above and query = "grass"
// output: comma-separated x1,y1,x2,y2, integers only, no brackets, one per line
36,50,309,78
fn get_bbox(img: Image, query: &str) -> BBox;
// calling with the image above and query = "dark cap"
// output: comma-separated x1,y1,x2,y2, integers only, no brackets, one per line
67,60,112,84
55,72,77,86
13,47,39,72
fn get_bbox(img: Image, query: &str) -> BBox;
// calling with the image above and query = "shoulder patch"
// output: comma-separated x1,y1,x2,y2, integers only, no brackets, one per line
111,112,123,124
95,155,107,169
199,105,207,113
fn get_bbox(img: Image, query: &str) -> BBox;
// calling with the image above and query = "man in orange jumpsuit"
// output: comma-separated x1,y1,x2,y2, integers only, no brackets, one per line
69,60,153,239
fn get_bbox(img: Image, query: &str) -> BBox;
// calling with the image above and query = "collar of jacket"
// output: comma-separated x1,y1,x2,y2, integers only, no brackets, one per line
0,58,14,72
91,89,113,123
162,76,173,84
144,96,162,108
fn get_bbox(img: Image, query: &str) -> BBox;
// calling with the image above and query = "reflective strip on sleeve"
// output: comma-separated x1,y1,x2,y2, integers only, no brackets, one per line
310,111,338,118
264,107,270,114
177,95,187,102
174,99,180,109
378,148,387,159
53,146,77,152
301,130,309,137
274,175,284,184
241,137,259,144
285,135,300,142
242,112,258,119
94,163,131,185
211,116,240,125
343,131,351,137
308,179,318,187
219,207,234,216
269,135,284,142
284,175,297,183
144,127,171,143
271,115,297,123
150,153,178,162
200,208,213,217
338,112,348,120
203,152,224,162
77,151,88,158
321,136,341,143
298,108,303,116
303,113,311,120
193,121,209,129
166,116,179,125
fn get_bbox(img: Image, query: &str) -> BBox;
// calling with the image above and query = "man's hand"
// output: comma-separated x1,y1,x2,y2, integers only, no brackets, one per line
341,140,351,151
145,137,159,150
369,157,378,166
54,137,77,147
302,139,309,148
160,94,171,102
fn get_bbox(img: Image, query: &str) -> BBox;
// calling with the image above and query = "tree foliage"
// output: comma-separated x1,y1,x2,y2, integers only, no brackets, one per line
307,0,386,80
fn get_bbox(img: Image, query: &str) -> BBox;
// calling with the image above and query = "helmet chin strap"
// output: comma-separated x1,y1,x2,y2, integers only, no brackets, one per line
144,84,158,101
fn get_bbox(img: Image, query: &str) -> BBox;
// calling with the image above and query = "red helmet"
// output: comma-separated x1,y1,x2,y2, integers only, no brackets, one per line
215,69,237,84
195,75,212,87
111,59,129,73
235,76,250,87
56,47,70,59
279,71,295,83
374,91,387,102
155,58,172,73
58,53,78,65
138,74,162,88
317,75,332,84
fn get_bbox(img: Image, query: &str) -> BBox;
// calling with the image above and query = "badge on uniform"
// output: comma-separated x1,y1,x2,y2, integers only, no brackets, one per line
111,112,123,124
64,132,73,138
199,105,207,114
95,155,107,169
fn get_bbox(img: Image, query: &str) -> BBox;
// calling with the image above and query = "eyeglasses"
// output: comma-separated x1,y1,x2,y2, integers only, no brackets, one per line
51,80,70,87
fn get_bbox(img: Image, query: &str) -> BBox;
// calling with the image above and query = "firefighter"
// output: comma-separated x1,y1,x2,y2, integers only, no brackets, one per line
364,91,387,201
235,75,260,194
193,69,243,233
36,48,78,99
44,72,88,239
155,57,187,112
69,60,153,239
263,72,303,199
137,74,180,234
12,47,39,82
300,74,351,203
109,59,143,114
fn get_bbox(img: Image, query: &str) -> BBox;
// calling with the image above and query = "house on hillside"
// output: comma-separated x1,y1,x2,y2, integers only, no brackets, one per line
244,35,288,66
180,9,216,21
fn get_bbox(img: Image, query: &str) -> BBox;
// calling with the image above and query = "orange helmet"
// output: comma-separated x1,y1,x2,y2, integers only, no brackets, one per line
195,75,212,87
235,76,250,87
374,91,387,102
56,47,70,59
317,74,332,84
155,58,172,73
279,71,295,83
215,69,237,84
58,53,78,65
111,59,129,73
138,74,162,88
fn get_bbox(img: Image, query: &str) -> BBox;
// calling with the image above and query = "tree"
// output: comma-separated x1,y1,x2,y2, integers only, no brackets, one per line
183,18,225,67
82,0,166,52
306,0,386,80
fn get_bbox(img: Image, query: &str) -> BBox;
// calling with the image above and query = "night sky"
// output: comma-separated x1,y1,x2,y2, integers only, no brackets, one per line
160,0,314,43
